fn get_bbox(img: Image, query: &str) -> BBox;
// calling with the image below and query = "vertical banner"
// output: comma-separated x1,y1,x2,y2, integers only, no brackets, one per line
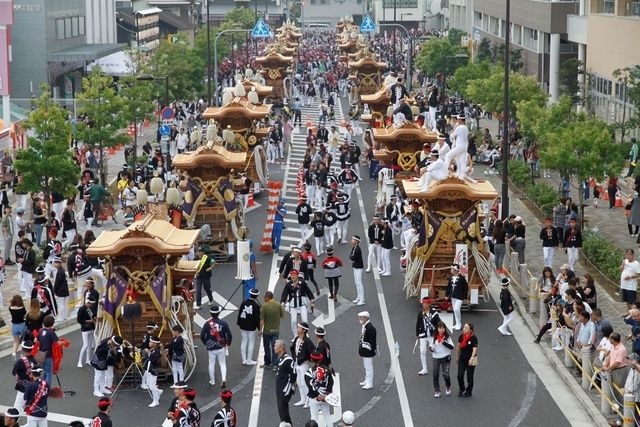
260,181,282,253
454,243,469,281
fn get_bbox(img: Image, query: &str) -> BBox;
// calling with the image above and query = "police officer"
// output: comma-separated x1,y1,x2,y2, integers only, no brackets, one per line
272,198,287,252
201,305,232,388
415,297,442,375
237,288,261,366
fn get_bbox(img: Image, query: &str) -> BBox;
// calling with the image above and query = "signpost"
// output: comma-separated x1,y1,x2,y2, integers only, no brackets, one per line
161,107,174,121
251,17,272,38
360,14,376,32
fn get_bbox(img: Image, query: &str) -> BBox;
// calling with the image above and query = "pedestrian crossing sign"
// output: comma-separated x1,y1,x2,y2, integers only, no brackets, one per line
360,14,376,32
251,18,271,38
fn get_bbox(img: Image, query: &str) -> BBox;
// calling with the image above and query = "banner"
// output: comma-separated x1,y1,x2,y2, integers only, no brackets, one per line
104,268,129,319
182,178,204,221
454,243,469,281
213,177,238,220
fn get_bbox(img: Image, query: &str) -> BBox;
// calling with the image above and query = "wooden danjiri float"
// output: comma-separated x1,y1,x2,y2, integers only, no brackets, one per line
347,46,387,97
87,215,201,381
401,176,498,309
172,141,247,261
255,46,293,106
201,82,271,190
372,122,437,181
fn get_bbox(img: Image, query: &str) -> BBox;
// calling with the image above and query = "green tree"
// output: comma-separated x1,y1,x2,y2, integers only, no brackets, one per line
558,58,582,105
467,67,547,115
447,28,466,47
76,68,130,184
612,66,640,143
118,74,156,167
449,61,492,99
225,6,257,28
476,38,492,63
414,38,468,77
148,36,205,101
16,85,80,228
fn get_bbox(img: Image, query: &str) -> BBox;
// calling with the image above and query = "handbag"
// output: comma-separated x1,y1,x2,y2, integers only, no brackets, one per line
34,350,47,364
469,356,478,367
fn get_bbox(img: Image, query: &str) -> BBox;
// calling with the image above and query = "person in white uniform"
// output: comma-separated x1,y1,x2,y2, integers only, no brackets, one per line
418,150,448,192
444,115,470,180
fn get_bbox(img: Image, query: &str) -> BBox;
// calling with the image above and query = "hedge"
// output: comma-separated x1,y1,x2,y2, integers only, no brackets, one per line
508,160,557,216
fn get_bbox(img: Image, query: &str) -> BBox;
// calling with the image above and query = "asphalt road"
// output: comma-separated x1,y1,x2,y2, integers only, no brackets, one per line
0,98,572,427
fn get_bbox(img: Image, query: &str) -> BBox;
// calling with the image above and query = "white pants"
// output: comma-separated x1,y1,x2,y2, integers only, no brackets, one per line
105,366,114,388
500,311,514,332
93,368,107,394
419,337,430,372
207,348,227,383
171,360,184,383
309,398,334,427
79,330,95,365
306,185,316,206
300,223,310,242
26,416,47,427
325,225,336,247
55,296,68,321
380,247,391,275
314,187,325,211
367,243,380,271
445,143,468,179
289,306,308,338
20,274,33,298
362,356,374,387
44,261,55,280
428,106,437,131
567,247,579,270
315,237,325,255
63,229,77,248
452,298,463,329
295,361,310,402
14,390,25,412
240,329,256,363
343,183,354,198
419,171,442,192
146,372,161,404
353,268,364,303
336,220,348,242
542,247,555,268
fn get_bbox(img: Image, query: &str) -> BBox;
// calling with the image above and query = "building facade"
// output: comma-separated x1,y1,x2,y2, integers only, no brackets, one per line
10,0,122,100
567,0,640,130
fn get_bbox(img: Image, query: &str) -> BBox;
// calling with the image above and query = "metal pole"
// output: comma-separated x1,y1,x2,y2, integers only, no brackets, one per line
378,23,410,84
207,0,212,106
214,29,252,107
500,0,511,219
393,0,397,69
164,76,169,107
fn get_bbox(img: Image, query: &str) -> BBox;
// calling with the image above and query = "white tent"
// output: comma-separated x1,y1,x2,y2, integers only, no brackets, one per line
87,50,132,77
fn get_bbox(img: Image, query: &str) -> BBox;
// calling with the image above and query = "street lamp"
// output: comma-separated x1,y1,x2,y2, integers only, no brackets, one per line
501,0,511,219
136,73,169,169
214,28,252,107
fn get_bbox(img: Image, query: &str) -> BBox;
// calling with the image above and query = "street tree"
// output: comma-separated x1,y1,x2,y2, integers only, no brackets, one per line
414,38,468,77
15,85,80,229
466,67,547,115
476,38,492,63
449,61,492,99
76,68,130,185
447,28,466,47
558,58,582,105
226,6,258,28
148,35,205,101
118,74,156,167
612,66,640,143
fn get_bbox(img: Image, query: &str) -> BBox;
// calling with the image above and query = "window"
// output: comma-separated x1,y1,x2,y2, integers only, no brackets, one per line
512,23,522,45
79,16,85,35
489,16,499,35
64,17,72,38
616,82,628,101
474,11,482,28
591,75,612,95
530,28,538,40
56,18,65,40
71,16,78,37
383,0,418,7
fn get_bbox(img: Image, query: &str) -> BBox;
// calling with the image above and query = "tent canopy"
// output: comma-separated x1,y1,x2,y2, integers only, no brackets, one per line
87,50,134,77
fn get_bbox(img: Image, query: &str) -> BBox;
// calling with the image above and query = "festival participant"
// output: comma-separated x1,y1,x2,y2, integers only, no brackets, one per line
23,364,49,426
237,289,261,366
91,398,113,427
201,306,232,388
212,390,237,427
12,340,35,412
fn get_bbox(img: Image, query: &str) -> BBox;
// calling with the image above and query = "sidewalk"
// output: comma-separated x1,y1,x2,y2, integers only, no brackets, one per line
0,146,129,346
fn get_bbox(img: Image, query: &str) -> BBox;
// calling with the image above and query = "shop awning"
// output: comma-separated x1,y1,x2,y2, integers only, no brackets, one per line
48,43,125,63
87,50,133,77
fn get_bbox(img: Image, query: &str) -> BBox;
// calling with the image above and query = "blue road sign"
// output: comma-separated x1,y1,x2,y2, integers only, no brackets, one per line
161,107,175,120
251,18,271,38
159,124,171,136
360,14,376,32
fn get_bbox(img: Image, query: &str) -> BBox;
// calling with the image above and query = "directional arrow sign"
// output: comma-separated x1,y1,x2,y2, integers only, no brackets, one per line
251,17,271,38
360,14,376,32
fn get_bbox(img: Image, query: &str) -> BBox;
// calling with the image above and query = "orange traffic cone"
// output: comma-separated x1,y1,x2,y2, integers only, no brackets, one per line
246,192,256,208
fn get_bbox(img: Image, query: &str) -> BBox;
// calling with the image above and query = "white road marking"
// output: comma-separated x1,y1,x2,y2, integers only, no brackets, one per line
507,372,537,427
0,404,91,425
353,182,414,426
312,293,336,327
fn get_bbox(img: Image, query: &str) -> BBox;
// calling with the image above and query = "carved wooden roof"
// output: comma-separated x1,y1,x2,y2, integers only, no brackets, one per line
255,50,294,66
373,123,438,143
402,176,499,201
202,99,272,120
348,56,387,70
86,216,200,257
172,145,247,170
173,259,200,274
241,80,274,96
